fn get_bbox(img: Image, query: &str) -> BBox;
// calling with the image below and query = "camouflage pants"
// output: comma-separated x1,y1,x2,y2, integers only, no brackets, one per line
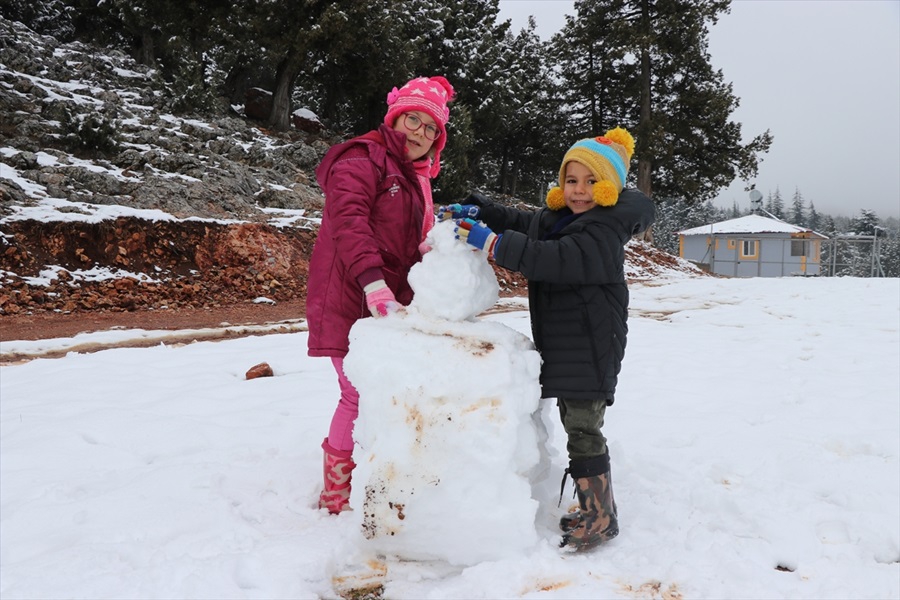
557,397,608,472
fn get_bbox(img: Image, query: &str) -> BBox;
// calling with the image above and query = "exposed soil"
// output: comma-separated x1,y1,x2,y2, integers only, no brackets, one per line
0,297,308,343
0,216,530,349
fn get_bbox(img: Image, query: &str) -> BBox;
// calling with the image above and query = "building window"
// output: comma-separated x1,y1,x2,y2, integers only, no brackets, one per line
740,239,758,259
791,240,808,256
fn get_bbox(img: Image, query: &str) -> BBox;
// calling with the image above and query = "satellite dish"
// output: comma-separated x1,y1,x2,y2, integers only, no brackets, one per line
749,189,763,212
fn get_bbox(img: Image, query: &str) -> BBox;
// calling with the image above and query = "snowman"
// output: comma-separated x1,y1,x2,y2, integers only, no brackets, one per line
343,221,550,566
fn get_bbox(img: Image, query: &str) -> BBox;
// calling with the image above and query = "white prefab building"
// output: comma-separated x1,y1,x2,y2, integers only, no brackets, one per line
677,214,829,277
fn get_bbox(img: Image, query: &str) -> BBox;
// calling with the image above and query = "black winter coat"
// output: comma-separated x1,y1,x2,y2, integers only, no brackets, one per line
476,190,655,403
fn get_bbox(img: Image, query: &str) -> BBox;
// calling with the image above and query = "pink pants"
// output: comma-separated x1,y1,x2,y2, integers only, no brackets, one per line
327,357,359,453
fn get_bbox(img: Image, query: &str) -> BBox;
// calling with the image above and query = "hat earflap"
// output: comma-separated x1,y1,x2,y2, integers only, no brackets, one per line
545,179,619,209
594,180,619,207
546,186,566,210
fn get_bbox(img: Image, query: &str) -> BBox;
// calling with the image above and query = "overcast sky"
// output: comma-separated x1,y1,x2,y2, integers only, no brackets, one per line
497,0,900,219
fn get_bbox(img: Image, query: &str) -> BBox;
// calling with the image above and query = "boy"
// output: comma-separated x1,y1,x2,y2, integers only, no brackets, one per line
442,127,655,550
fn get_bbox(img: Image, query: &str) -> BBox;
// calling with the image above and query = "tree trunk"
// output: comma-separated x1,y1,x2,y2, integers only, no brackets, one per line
588,44,598,134
223,59,252,105
269,56,301,131
498,143,509,193
636,0,654,244
138,30,155,67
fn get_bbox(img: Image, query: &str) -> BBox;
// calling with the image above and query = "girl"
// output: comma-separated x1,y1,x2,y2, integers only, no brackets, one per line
306,76,455,514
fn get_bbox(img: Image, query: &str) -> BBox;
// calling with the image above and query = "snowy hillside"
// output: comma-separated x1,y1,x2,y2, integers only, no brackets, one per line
0,16,327,221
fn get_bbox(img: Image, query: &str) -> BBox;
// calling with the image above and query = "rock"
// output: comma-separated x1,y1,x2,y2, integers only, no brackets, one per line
245,362,274,380
291,108,324,133
244,87,272,122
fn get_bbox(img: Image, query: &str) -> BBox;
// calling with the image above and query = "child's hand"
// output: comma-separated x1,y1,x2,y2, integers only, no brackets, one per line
454,218,502,257
438,203,480,222
363,280,400,317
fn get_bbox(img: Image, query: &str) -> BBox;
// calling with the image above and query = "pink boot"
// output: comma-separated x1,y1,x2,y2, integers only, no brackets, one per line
318,438,355,514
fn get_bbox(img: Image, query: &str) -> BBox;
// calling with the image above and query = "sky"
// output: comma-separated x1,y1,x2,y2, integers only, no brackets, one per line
2,217,899,598
497,0,900,219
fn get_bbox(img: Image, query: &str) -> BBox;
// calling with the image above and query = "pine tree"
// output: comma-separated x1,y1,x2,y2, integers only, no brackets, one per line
435,103,476,202
482,19,561,200
652,196,725,256
789,187,805,226
549,1,632,140
552,0,773,205
298,0,420,132
807,201,821,232
0,0,74,39
881,236,900,277
418,0,519,191
73,0,232,112
850,209,879,236
264,1,335,131
770,187,785,219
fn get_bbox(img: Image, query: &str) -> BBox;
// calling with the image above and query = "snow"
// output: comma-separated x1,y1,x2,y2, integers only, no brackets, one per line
18,264,161,287
1,224,899,598
679,214,817,236
292,108,321,122
0,197,180,224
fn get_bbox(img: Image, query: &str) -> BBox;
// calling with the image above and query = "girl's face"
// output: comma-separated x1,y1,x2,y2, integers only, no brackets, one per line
563,161,597,214
392,111,438,161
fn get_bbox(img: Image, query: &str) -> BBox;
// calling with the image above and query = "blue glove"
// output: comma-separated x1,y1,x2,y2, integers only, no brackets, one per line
438,203,480,222
454,218,502,257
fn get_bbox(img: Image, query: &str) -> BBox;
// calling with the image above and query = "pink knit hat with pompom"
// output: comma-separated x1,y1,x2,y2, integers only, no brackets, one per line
384,76,455,177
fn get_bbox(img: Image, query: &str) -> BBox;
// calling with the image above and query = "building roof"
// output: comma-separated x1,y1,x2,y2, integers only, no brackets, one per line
678,214,826,237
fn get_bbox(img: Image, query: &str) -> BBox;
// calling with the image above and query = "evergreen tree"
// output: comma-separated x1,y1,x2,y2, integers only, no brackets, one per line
69,0,232,112
789,187,805,226
0,0,74,39
435,103,476,201
880,235,900,278
549,1,632,140
850,209,879,235
821,215,837,238
298,0,420,132
768,188,785,219
416,0,519,193
260,1,335,131
807,201,821,232
652,196,725,256
552,0,772,205
483,19,561,200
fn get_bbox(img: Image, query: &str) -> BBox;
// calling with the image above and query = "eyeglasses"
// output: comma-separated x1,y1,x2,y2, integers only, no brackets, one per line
402,113,441,141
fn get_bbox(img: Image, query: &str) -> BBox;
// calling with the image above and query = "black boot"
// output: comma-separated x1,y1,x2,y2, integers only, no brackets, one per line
559,472,618,550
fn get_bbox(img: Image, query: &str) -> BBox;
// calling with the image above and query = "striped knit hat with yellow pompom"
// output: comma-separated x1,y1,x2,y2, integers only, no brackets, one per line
545,127,635,210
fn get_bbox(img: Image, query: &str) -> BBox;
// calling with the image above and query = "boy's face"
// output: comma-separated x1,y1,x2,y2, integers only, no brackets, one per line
563,161,597,214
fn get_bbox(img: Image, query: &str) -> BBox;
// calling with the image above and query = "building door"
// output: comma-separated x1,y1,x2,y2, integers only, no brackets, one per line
736,238,760,277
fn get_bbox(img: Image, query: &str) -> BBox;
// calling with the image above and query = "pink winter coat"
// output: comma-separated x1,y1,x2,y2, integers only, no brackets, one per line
306,124,428,357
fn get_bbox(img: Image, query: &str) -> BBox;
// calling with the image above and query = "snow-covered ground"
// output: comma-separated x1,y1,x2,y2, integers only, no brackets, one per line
2,266,897,598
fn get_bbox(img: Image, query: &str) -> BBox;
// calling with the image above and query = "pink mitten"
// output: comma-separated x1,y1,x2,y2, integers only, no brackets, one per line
363,280,399,317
